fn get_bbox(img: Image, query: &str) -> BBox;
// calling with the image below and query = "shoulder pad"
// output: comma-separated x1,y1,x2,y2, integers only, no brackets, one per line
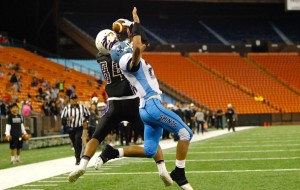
96,52,111,63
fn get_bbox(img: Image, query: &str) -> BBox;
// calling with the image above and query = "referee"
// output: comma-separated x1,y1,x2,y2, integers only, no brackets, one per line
61,93,90,165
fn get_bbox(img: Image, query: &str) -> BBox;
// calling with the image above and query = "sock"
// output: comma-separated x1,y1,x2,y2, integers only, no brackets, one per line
16,155,20,161
79,157,89,169
11,156,15,161
176,160,186,168
156,160,168,175
82,155,91,161
118,148,124,157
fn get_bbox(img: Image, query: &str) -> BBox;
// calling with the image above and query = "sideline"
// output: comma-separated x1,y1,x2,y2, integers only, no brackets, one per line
0,127,254,189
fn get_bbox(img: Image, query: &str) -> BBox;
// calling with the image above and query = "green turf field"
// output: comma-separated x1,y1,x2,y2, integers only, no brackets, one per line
0,143,75,170
6,125,300,190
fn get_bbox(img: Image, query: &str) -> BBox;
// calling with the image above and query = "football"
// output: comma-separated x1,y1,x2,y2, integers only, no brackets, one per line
112,20,127,34
22,134,30,141
5,135,12,142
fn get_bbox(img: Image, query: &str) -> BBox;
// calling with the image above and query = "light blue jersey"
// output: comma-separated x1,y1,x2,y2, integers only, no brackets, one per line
119,53,162,108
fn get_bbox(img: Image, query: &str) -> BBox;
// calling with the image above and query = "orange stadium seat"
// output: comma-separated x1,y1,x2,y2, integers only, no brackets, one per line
142,52,277,114
190,53,300,113
0,47,105,112
248,53,300,92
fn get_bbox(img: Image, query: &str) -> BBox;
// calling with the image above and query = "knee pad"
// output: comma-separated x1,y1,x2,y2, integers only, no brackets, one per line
178,128,193,141
143,141,158,158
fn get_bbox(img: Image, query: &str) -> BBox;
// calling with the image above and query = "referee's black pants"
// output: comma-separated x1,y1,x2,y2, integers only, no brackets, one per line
227,119,235,132
68,127,83,164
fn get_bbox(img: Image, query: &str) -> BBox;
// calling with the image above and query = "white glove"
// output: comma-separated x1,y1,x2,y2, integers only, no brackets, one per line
118,18,133,27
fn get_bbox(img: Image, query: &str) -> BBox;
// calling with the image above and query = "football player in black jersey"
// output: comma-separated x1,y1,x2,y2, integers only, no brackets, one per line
69,24,172,187
5,103,28,164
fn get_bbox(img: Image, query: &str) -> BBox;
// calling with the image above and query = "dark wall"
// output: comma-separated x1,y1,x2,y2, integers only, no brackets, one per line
1,0,57,53
1,0,299,57
238,114,272,126
237,113,300,126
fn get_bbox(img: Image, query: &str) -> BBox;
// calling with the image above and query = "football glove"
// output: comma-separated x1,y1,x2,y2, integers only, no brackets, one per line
118,18,133,27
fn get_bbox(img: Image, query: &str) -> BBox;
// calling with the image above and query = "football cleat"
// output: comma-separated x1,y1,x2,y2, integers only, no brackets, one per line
170,167,193,190
100,144,119,163
180,183,193,190
94,156,104,170
159,171,173,187
95,144,119,170
68,168,85,183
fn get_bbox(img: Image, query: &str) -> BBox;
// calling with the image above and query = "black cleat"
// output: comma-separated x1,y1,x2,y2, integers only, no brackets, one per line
170,167,188,186
100,144,119,163
170,167,193,190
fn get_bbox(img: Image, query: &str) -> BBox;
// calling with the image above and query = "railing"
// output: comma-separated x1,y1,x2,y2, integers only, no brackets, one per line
48,58,103,80
23,134,70,150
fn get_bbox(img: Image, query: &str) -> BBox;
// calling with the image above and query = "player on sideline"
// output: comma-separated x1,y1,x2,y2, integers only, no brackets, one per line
5,103,28,164
68,27,173,186
100,7,194,190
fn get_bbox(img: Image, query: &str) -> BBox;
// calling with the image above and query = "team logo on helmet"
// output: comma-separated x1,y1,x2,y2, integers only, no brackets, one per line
95,29,118,54
101,32,117,50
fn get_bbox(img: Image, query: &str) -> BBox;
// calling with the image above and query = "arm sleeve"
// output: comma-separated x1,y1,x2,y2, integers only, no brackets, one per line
5,124,11,136
21,123,27,135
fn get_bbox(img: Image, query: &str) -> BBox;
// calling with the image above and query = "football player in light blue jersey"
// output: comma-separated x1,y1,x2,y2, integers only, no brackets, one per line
110,7,194,190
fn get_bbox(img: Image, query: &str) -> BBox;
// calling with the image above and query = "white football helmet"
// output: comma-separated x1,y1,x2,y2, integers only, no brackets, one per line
95,29,118,55
97,102,107,111
91,96,98,103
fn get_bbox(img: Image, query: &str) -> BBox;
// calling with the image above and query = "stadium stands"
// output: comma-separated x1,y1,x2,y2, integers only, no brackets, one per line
141,15,220,44
273,18,300,43
0,47,105,112
190,53,300,113
142,52,278,114
201,18,283,44
248,53,300,93
62,12,300,46
1,47,299,115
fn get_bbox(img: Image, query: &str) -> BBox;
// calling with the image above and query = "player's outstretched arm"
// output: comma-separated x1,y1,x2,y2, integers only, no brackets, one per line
132,7,143,67
132,7,140,23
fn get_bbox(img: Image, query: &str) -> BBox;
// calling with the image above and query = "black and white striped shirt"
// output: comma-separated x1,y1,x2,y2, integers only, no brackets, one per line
61,104,90,128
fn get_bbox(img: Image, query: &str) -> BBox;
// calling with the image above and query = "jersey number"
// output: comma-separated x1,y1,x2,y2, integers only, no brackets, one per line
100,61,124,84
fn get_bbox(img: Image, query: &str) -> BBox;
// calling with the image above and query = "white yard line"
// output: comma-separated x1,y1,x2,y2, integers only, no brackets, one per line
175,149,300,154
0,127,253,190
206,139,300,144
192,144,300,148
116,157,300,163
84,168,300,175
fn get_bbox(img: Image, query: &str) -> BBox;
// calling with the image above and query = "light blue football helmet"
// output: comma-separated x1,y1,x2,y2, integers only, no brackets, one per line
110,42,133,63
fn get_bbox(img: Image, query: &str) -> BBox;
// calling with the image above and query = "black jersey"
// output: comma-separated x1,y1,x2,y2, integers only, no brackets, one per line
225,108,235,120
7,114,23,138
97,53,135,98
